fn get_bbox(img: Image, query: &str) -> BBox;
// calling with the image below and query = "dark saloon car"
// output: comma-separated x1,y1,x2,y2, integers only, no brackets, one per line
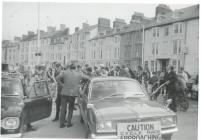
78,77,177,140
1,72,52,137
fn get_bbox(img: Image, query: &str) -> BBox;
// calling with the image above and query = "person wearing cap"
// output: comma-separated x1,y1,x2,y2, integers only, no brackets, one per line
86,67,95,78
56,64,89,128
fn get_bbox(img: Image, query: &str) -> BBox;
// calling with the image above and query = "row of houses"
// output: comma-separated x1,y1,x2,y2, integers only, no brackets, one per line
2,4,199,75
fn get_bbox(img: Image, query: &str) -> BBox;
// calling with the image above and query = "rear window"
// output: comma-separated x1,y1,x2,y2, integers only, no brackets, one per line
1,78,23,96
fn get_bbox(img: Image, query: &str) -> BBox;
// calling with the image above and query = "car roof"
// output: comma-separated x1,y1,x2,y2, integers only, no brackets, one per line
1,72,23,80
90,76,138,83
2,76,21,81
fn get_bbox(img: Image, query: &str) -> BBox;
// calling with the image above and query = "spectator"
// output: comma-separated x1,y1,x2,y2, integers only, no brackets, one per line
119,66,130,78
148,72,159,100
56,64,88,128
166,65,178,112
136,66,143,83
179,67,189,83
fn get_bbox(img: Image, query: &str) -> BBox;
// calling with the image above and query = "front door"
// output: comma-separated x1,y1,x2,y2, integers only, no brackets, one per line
161,59,169,71
78,81,89,124
24,81,52,123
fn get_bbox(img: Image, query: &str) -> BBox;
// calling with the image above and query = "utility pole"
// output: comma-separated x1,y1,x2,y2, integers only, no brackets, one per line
142,24,145,67
37,2,41,65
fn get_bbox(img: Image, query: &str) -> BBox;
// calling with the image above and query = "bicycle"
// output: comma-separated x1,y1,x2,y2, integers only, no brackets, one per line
176,90,189,112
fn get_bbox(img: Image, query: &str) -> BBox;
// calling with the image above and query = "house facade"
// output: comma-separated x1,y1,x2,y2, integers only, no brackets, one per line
144,4,199,75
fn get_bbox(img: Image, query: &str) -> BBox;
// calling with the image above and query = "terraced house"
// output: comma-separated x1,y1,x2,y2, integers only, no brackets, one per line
18,25,69,70
3,4,199,74
144,4,199,75
2,39,20,66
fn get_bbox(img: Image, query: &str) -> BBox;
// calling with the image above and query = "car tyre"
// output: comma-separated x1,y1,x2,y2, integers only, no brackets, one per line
162,134,172,140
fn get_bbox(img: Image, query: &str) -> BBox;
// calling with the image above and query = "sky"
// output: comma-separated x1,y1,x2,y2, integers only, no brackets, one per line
2,2,193,40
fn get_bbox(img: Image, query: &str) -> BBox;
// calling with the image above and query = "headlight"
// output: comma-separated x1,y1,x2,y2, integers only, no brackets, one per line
96,121,113,132
161,116,176,128
1,117,20,129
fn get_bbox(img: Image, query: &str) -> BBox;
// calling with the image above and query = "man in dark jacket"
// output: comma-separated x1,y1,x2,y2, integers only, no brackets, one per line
56,64,88,128
166,66,178,112
52,63,63,121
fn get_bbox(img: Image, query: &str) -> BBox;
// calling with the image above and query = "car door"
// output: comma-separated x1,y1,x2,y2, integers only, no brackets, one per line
24,80,52,123
78,82,89,124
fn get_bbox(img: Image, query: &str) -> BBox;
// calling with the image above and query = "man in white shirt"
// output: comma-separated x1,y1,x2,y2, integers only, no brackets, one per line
179,67,189,83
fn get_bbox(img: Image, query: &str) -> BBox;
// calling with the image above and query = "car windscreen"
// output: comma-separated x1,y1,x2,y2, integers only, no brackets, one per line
1,78,23,96
91,80,146,100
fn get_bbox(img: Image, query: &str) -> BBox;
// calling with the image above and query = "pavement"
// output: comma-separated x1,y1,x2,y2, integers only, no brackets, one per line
23,97,198,139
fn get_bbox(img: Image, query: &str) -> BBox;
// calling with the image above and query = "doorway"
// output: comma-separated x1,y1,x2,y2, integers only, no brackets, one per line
160,59,169,71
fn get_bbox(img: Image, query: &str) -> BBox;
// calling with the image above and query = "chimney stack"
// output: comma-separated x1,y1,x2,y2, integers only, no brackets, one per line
113,18,126,29
37,30,45,34
75,27,79,33
155,4,172,17
60,24,66,31
64,28,70,35
14,36,21,42
22,35,27,39
28,31,34,36
47,26,56,32
82,23,89,29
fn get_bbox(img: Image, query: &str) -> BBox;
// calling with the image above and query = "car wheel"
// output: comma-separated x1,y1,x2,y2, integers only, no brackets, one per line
162,134,172,140
180,98,189,112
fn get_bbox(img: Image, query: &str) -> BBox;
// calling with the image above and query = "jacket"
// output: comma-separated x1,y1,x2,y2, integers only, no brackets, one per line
166,70,177,91
56,70,88,96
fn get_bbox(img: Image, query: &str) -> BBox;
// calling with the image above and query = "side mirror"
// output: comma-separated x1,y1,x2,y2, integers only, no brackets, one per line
87,103,94,109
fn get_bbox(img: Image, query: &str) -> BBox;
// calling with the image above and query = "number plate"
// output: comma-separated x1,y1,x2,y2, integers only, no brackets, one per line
117,121,161,140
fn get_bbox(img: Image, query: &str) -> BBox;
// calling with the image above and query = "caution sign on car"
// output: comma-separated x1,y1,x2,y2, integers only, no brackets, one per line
117,121,161,140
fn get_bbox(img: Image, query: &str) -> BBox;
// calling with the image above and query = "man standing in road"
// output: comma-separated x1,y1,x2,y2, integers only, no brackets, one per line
52,63,63,121
56,64,88,128
166,66,178,112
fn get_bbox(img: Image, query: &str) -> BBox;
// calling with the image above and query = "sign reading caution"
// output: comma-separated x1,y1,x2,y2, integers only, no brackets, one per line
117,121,161,140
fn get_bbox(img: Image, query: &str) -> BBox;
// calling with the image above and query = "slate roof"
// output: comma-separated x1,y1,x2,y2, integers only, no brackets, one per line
145,4,199,29
21,29,70,42
20,4,199,42
71,24,98,35
90,4,199,41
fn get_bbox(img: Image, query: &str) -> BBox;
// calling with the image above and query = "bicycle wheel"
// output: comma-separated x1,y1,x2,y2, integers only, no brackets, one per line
180,98,189,112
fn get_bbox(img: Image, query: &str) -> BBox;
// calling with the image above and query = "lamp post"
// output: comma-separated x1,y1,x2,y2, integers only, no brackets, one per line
36,2,41,65
142,24,145,67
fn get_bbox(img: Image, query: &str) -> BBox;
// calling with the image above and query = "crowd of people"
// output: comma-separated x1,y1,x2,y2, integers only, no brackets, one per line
19,62,191,128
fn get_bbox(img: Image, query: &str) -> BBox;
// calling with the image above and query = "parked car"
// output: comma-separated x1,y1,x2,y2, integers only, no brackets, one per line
1,72,52,137
78,77,177,140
